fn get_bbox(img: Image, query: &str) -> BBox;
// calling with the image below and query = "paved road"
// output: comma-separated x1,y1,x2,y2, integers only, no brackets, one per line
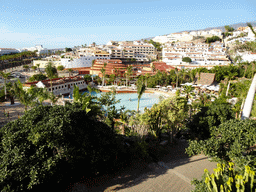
71,140,216,192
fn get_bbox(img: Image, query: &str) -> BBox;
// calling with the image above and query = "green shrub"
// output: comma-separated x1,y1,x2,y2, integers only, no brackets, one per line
192,163,256,192
0,104,121,191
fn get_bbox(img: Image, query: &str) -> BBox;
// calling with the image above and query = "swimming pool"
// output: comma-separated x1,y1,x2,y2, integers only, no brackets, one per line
67,91,160,112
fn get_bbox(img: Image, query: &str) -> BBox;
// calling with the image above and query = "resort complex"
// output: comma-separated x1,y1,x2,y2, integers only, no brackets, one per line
1,17,256,191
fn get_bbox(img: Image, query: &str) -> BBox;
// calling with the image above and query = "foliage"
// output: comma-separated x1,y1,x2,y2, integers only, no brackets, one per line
97,91,122,129
206,36,222,44
84,74,92,82
229,79,251,98
57,65,65,71
182,57,192,63
186,119,256,168
192,163,256,192
31,66,37,70
148,39,162,51
45,62,58,91
136,78,146,112
224,25,235,32
28,74,47,82
0,71,11,100
187,100,235,140
65,47,72,52
0,104,123,191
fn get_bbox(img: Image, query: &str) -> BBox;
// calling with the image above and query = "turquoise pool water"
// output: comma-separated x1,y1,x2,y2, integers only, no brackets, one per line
67,91,160,112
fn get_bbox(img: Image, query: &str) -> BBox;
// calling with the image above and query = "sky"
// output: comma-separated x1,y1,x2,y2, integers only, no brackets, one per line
0,0,256,49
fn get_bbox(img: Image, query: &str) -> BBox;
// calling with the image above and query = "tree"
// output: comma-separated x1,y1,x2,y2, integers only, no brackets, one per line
187,99,234,140
136,79,146,112
224,25,235,32
36,64,40,72
0,71,11,100
32,87,49,105
247,22,256,37
100,63,107,86
31,66,37,71
205,36,222,44
126,66,133,87
65,47,72,52
45,62,58,92
182,57,192,63
186,119,256,170
28,74,47,82
68,68,73,77
174,68,179,88
16,87,37,112
0,104,123,191
57,65,65,71
23,65,29,72
84,74,92,83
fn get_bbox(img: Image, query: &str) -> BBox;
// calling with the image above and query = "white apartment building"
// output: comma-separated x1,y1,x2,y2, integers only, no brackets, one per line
24,76,87,96
162,41,230,67
61,50,110,68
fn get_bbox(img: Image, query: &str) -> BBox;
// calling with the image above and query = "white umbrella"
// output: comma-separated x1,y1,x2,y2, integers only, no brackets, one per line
185,82,193,86
167,85,172,88
156,85,161,88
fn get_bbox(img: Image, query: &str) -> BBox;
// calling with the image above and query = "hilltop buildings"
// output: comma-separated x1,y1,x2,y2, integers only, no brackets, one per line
162,41,230,69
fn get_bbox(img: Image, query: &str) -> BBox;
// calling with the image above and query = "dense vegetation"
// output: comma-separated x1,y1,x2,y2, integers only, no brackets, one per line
1,61,256,191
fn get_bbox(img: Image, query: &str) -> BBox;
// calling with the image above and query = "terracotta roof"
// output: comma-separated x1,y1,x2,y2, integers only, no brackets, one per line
194,73,216,86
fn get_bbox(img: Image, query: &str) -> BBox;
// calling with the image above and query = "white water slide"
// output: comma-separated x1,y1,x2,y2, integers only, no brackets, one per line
241,74,256,120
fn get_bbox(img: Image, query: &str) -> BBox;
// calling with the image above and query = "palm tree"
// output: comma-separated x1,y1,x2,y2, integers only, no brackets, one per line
100,63,108,86
48,92,60,106
136,80,146,112
0,71,11,100
126,65,133,87
45,62,58,92
35,88,49,105
68,68,73,77
183,85,194,100
247,22,256,37
36,64,40,72
174,68,179,88
87,84,99,95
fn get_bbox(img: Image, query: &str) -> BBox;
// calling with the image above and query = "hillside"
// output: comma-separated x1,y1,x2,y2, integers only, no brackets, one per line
141,21,256,41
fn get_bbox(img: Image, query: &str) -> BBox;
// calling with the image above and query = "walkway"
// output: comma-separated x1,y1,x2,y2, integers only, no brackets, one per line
71,140,216,192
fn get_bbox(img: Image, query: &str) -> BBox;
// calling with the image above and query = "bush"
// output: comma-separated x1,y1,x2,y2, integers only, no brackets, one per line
0,104,122,191
192,163,256,192
28,74,47,82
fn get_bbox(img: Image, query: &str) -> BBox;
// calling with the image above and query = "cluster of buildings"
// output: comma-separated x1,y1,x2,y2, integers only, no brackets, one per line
152,29,222,44
0,45,65,57
162,41,230,69
32,40,157,69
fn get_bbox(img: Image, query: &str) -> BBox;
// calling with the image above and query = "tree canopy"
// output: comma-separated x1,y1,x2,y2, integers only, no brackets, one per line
0,104,124,191
182,57,192,63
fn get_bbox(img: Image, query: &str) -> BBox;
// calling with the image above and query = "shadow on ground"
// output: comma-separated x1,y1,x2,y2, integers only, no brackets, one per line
69,140,212,192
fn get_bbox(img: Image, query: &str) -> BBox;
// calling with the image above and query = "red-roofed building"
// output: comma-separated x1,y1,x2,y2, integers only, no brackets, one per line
23,76,87,95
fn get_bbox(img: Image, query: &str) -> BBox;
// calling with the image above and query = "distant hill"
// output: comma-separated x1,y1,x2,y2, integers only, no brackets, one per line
185,21,256,32
141,21,256,41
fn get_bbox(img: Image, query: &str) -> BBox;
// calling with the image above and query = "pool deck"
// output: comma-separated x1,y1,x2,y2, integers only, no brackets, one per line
98,86,175,98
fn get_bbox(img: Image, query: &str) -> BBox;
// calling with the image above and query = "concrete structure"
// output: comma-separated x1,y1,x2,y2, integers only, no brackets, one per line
23,76,87,96
90,59,127,77
162,41,230,68
242,74,256,119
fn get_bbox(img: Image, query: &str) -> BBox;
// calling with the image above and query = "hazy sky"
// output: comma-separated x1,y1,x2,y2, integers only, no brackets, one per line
1,0,256,49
